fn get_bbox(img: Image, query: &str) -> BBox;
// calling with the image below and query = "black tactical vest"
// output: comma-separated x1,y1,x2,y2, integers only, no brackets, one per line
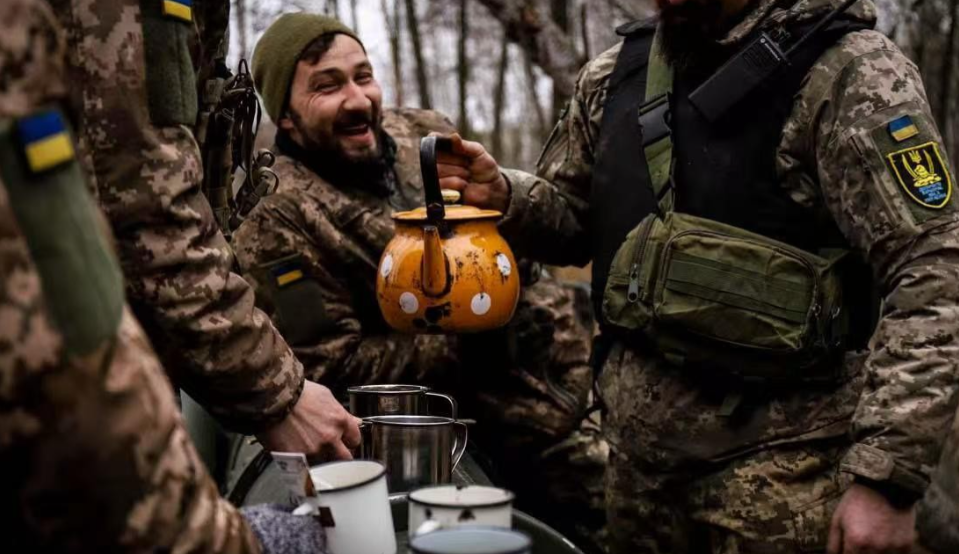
590,17,872,334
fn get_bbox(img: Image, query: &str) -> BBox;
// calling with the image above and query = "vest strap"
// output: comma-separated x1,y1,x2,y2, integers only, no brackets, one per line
642,29,675,213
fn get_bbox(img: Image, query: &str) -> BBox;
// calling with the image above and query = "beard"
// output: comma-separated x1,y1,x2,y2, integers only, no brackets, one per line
289,103,384,169
658,0,730,72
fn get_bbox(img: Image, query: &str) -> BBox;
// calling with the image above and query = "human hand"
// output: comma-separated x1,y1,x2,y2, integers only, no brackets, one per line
257,381,362,462
827,483,916,554
433,133,510,213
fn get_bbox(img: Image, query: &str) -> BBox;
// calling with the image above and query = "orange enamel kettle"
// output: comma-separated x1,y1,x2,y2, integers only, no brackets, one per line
376,137,520,333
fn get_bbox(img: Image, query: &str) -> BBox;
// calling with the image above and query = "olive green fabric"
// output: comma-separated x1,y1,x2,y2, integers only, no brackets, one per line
0,117,124,356
252,13,360,122
140,0,198,126
644,28,674,211
603,212,847,381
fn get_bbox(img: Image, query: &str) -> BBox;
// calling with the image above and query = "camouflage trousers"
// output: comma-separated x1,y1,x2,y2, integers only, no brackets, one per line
605,441,853,554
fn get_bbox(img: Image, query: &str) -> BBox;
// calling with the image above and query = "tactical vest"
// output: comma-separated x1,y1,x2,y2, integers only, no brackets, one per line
590,17,877,376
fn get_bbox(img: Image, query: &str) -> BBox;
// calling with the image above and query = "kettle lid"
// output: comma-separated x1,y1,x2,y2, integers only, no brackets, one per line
394,189,502,222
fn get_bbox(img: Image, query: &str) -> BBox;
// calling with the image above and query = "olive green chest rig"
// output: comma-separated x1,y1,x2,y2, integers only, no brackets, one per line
592,5,876,382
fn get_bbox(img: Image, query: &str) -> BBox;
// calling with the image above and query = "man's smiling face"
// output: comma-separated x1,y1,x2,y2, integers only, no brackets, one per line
281,33,384,164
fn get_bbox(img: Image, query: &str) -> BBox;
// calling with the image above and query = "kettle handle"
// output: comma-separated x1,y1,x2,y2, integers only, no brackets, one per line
420,136,454,224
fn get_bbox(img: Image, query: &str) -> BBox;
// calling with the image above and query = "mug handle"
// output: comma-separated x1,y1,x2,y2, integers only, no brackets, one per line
426,391,458,419
353,420,372,459
451,421,468,470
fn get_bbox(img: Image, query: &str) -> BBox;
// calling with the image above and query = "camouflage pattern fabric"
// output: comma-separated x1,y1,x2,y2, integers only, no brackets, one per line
917,404,959,553
233,108,608,552
0,1,260,550
48,0,304,434
496,0,959,551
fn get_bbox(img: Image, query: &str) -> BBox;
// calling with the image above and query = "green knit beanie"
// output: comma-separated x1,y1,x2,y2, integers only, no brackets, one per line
252,13,361,122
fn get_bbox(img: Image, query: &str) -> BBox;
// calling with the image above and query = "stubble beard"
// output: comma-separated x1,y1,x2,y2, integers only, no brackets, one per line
290,107,385,169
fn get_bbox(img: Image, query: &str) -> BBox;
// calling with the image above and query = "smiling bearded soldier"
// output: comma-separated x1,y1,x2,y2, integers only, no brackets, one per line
429,0,959,552
232,14,609,553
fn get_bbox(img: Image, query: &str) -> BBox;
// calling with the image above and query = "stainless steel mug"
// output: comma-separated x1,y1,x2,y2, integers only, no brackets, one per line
348,384,457,419
359,415,467,493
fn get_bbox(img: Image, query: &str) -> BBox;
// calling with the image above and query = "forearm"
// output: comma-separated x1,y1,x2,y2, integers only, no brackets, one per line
845,230,959,493
298,328,458,395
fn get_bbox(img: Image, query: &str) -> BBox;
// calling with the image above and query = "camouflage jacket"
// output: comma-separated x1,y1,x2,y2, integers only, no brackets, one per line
234,109,592,443
500,0,959,494
0,0,259,550
49,0,304,434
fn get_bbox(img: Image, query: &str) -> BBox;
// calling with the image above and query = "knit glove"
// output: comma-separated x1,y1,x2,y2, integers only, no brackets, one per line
240,504,329,554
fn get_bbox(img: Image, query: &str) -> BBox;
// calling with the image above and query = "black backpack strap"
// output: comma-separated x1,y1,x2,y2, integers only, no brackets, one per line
589,24,660,325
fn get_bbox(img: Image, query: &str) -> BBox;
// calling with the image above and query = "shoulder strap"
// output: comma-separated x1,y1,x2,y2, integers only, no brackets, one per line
641,29,675,213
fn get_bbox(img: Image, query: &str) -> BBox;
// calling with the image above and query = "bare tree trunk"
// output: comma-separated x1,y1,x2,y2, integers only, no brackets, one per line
492,32,510,159
524,54,549,141
382,0,405,106
235,0,249,60
404,0,433,109
351,0,360,33
580,3,591,62
550,0,572,119
326,0,341,18
474,0,581,98
457,0,471,136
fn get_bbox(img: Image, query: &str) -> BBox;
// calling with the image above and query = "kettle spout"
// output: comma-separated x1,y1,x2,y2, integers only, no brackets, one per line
422,225,449,297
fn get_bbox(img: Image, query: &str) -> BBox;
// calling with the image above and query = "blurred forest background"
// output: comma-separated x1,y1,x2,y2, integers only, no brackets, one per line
231,0,959,279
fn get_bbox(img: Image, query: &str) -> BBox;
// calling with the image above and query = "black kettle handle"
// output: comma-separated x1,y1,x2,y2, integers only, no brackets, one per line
420,136,454,224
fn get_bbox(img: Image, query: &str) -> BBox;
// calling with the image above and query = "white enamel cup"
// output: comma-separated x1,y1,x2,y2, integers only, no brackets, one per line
294,460,396,554
408,485,514,538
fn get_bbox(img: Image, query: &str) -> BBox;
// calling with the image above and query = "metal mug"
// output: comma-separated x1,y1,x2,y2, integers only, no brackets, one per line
348,384,457,419
359,415,468,493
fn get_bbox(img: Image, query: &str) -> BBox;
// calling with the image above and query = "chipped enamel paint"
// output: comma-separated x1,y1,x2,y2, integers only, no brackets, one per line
471,293,492,316
400,292,419,314
496,253,512,277
380,254,394,278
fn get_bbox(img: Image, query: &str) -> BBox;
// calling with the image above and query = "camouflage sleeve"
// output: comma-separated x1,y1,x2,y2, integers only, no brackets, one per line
0,1,258,550
497,45,621,267
917,407,959,553
55,0,304,434
802,31,959,494
234,195,459,396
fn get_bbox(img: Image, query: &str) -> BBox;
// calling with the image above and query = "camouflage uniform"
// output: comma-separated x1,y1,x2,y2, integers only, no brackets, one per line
48,0,304,433
233,108,608,552
917,407,959,553
0,0,259,550
497,0,959,551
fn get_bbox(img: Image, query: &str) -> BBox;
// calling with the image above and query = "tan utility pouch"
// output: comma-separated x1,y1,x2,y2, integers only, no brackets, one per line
603,212,847,380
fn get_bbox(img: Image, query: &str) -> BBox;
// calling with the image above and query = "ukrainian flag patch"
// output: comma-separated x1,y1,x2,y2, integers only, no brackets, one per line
888,115,920,142
272,263,305,288
17,111,75,173
162,0,192,22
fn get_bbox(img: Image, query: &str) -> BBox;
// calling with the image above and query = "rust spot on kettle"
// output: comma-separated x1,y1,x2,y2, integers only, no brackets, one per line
424,303,452,324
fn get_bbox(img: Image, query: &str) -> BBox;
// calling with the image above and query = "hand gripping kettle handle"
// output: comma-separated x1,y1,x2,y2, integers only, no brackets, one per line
451,420,468,471
419,136,454,224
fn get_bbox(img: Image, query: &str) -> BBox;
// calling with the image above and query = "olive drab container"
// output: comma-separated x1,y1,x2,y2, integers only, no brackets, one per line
376,137,520,333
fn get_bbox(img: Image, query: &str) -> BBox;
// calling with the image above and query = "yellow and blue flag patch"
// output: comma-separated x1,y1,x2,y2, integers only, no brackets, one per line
272,263,305,288
162,0,192,22
17,111,75,173
888,115,920,142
